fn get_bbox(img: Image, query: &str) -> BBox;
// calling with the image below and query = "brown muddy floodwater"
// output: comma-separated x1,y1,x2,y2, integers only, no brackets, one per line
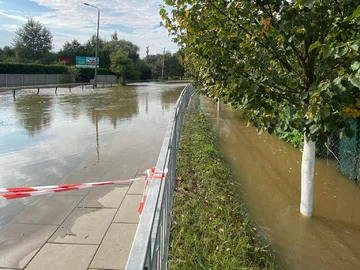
0,83,185,230
201,97,360,270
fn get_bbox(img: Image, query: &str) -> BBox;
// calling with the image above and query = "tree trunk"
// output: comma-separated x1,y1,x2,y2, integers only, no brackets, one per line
300,134,316,217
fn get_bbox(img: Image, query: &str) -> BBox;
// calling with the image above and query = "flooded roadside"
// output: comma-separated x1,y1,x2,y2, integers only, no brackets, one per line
201,97,360,270
0,83,185,229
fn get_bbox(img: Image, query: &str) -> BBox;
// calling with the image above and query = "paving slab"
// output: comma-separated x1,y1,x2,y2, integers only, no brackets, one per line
101,162,140,182
49,208,116,245
78,185,129,208
127,179,146,195
0,223,57,269
89,223,138,270
25,243,98,270
13,196,83,225
70,161,114,176
113,195,142,224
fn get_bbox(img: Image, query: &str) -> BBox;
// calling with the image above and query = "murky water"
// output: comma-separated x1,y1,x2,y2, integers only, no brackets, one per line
201,97,360,270
0,83,185,229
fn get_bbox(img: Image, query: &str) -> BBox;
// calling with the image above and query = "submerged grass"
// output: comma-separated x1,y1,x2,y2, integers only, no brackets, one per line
168,94,279,270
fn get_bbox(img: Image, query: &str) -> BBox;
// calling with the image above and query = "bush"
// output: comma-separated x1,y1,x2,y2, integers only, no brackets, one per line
0,63,67,74
78,67,114,79
275,129,304,149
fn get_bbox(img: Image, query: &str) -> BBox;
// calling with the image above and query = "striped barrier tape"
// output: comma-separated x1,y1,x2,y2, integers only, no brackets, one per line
0,177,144,200
138,167,167,217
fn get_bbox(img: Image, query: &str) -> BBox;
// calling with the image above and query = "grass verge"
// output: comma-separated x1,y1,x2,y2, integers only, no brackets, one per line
168,94,279,269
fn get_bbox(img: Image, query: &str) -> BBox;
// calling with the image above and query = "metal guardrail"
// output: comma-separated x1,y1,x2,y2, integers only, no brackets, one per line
126,84,195,270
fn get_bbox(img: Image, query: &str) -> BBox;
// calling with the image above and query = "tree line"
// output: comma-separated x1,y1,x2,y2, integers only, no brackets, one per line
0,18,185,82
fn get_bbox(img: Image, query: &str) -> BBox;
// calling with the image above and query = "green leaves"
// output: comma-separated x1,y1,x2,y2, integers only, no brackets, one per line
321,45,331,58
309,41,321,52
162,0,360,141
351,61,360,71
344,5,360,22
349,72,360,88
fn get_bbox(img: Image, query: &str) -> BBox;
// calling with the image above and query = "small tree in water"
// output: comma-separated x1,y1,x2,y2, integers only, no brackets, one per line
161,0,360,216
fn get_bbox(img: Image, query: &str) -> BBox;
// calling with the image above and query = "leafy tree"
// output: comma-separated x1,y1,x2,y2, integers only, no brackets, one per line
147,52,185,79
111,31,119,41
137,61,152,80
0,46,16,62
110,50,138,84
166,52,185,79
13,18,53,62
162,0,360,216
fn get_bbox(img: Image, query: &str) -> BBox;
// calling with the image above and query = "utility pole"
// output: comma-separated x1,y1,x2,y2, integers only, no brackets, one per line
84,3,100,87
146,46,149,64
161,46,165,80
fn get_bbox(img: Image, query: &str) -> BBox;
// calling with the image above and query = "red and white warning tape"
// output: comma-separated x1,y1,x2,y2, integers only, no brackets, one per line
137,167,167,216
0,167,168,218
0,177,144,200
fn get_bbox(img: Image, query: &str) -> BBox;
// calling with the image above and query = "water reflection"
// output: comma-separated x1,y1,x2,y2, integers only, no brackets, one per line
15,96,52,136
0,83,182,229
201,96,360,270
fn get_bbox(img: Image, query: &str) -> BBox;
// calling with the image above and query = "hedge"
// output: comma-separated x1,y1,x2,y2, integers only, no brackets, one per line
78,67,114,79
0,63,114,77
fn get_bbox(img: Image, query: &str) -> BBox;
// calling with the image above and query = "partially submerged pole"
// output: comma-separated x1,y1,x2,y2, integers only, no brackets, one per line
300,134,316,217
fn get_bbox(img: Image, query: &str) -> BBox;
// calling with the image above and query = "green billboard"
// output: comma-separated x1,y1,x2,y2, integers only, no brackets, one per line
76,56,99,68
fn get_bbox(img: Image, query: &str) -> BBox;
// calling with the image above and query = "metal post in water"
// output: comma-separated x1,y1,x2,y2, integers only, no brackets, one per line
55,87,58,94
82,84,84,91
69,86,71,93
13,89,15,99
37,88,40,95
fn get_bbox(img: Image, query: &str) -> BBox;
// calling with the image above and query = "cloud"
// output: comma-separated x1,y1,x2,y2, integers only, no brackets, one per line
0,24,19,32
30,0,178,56
0,10,27,22
0,0,178,57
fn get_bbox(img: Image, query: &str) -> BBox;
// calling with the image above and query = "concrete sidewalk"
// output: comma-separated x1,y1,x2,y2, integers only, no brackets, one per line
0,135,163,270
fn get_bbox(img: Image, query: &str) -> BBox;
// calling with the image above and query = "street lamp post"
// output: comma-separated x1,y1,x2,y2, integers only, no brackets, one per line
160,43,165,80
84,3,100,87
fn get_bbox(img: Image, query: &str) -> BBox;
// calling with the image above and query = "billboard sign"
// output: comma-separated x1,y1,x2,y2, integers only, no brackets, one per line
76,56,99,68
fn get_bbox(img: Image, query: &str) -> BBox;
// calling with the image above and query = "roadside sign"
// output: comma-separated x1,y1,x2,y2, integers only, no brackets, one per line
76,56,99,68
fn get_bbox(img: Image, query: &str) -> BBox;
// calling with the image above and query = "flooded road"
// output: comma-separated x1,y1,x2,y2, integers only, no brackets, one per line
201,97,360,270
0,83,184,229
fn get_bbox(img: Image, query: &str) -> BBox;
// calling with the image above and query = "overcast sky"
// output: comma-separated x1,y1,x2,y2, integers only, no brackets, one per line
0,0,177,57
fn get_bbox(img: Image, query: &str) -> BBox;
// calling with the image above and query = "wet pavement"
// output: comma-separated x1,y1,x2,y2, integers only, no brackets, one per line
0,83,185,269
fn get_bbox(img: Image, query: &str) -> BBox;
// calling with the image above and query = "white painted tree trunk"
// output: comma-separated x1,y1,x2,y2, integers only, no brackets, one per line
300,134,316,217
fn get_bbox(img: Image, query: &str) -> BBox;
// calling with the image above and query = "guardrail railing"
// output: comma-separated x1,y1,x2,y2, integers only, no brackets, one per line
126,84,195,270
